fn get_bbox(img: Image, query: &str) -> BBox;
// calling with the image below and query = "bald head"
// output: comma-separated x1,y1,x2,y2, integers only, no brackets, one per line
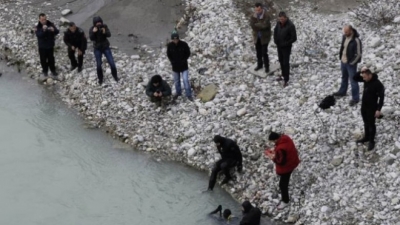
343,25,353,37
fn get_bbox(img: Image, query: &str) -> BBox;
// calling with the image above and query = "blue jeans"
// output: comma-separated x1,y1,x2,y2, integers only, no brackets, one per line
173,70,192,97
338,62,359,101
94,47,118,84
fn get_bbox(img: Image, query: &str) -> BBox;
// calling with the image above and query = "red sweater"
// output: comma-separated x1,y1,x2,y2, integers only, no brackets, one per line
271,135,300,175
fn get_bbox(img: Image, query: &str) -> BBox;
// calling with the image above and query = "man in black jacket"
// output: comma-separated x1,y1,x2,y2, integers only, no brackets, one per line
333,25,362,106
207,135,243,191
354,68,384,151
240,201,261,225
89,16,118,85
35,13,59,77
145,75,172,107
273,11,297,87
63,22,87,72
167,31,193,101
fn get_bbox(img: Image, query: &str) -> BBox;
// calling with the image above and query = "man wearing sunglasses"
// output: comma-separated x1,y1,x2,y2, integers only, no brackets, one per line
353,67,385,151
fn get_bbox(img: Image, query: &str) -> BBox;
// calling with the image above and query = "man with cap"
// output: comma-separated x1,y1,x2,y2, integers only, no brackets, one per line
250,3,271,74
63,22,87,72
207,135,243,191
353,67,385,151
240,201,261,225
145,74,172,107
166,30,193,101
89,16,118,85
35,13,59,77
265,132,300,210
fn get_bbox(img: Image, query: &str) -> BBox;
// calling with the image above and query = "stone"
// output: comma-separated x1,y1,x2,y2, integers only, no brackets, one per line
199,108,208,116
61,9,72,16
136,135,144,142
131,55,140,60
321,206,331,213
394,16,400,23
331,157,343,166
197,84,218,102
237,107,247,117
188,148,196,157
59,17,70,26
370,37,381,48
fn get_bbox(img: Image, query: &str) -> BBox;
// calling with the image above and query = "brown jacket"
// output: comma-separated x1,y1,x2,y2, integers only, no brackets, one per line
250,9,271,45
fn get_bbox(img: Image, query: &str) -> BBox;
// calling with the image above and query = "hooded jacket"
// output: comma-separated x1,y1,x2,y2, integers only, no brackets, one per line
145,75,172,97
167,40,191,72
35,20,59,49
63,27,87,51
273,19,297,48
89,16,111,50
272,134,300,175
215,136,243,170
353,72,385,111
250,8,271,45
240,201,261,225
339,29,362,65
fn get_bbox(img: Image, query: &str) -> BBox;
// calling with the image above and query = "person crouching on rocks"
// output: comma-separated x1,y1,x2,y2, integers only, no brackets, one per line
265,132,300,210
89,16,118,85
145,75,172,107
353,67,385,151
240,201,261,225
63,22,87,73
207,135,243,191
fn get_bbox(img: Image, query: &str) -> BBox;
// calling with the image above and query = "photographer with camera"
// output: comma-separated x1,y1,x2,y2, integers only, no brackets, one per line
63,22,87,72
146,75,172,107
89,16,118,85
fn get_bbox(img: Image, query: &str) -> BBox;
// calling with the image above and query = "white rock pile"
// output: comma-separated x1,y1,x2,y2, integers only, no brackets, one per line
1,0,400,224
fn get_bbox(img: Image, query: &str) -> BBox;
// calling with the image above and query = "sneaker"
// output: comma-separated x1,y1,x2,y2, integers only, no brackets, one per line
367,141,375,151
77,67,83,73
333,92,346,97
70,65,77,71
349,100,359,106
265,67,270,73
51,71,58,76
356,137,369,144
254,65,263,71
276,201,289,210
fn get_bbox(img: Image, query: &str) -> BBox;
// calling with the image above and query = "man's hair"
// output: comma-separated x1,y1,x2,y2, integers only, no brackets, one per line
255,3,263,8
278,11,287,18
39,13,46,18
363,69,372,75
151,75,162,84
213,135,223,143
268,132,281,141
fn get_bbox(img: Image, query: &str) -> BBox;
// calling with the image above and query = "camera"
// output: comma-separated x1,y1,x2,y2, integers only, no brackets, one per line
96,24,103,30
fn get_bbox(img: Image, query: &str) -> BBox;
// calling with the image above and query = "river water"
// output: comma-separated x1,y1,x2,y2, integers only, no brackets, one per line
0,63,251,225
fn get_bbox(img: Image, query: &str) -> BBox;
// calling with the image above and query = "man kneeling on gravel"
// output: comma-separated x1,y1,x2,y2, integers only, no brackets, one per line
145,75,172,107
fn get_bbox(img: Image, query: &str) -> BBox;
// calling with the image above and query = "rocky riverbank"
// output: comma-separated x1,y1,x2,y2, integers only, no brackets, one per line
1,0,400,224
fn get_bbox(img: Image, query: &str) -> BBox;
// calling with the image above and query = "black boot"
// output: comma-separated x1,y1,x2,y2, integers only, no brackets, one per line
265,67,270,73
356,137,369,144
254,65,262,71
368,141,375,151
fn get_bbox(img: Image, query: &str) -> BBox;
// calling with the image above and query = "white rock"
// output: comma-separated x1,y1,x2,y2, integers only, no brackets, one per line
131,55,140,60
237,107,247,116
188,148,196,157
370,37,381,48
61,9,72,16
321,206,331,213
394,16,400,23
199,108,208,116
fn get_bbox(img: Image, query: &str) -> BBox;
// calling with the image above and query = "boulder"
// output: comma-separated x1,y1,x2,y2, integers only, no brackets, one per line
197,84,218,102
61,9,72,16
59,17,70,26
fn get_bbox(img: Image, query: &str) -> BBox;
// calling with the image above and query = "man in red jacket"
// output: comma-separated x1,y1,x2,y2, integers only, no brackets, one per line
265,132,300,210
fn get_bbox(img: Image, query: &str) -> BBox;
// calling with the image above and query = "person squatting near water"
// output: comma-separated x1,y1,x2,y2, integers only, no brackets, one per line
250,2,271,74
207,135,243,191
145,75,172,107
333,25,363,106
209,205,240,224
89,16,119,85
353,67,385,151
167,31,194,102
240,201,262,225
265,132,300,210
273,11,297,87
63,22,87,73
35,13,59,78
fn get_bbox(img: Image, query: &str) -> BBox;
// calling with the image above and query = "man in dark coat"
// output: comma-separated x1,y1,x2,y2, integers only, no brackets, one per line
63,22,87,72
35,13,59,77
273,11,297,87
265,132,300,210
167,31,193,101
353,67,385,151
207,135,243,191
333,25,363,106
89,16,118,85
145,75,172,107
240,201,261,225
250,3,272,73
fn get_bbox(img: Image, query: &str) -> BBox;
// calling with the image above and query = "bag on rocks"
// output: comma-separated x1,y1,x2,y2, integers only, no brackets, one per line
319,95,335,110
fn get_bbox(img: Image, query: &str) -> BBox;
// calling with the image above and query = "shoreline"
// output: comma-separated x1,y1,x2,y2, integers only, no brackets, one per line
1,0,400,224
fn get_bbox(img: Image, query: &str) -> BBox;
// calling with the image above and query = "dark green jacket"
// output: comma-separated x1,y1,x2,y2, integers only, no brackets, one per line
145,79,172,97
250,9,271,45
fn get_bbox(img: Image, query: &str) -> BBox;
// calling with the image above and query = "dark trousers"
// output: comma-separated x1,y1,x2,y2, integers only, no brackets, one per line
279,171,292,203
361,108,376,142
208,159,236,190
255,38,269,69
277,46,292,82
94,47,118,84
39,48,56,74
68,48,84,69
